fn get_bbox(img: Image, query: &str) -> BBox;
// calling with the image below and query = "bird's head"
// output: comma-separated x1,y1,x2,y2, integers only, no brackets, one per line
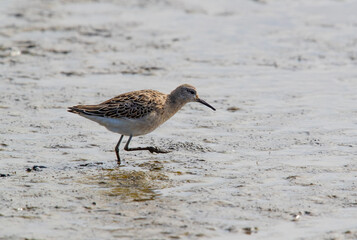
171,84,216,111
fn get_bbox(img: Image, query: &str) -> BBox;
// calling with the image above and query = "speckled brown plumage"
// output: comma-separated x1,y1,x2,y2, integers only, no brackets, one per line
68,84,216,165
68,90,167,119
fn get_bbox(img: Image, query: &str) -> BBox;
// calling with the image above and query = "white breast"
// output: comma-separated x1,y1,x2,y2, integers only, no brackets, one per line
80,112,163,136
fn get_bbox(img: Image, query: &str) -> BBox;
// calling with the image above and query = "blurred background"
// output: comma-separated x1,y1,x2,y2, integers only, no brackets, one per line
0,0,356,239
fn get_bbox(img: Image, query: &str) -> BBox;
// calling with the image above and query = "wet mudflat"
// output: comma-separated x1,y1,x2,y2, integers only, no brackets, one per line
0,0,357,239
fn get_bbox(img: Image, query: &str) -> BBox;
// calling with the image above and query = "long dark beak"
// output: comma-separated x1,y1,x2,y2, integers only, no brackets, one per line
196,98,216,111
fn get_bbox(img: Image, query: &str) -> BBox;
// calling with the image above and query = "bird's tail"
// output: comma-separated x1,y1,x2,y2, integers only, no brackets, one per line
67,106,85,114
68,105,107,117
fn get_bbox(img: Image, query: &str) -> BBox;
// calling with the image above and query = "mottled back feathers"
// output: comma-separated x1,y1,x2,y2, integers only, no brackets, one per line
68,90,167,119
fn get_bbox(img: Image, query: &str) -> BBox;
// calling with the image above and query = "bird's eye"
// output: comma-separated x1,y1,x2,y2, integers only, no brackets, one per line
187,89,195,94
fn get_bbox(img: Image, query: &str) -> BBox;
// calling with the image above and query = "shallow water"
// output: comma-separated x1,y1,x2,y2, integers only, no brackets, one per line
1,0,357,239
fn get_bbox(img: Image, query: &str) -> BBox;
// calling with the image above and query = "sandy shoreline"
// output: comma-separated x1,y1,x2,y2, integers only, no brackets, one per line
1,0,357,239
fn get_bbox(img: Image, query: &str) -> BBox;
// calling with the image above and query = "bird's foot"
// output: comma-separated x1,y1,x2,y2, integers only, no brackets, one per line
148,147,170,154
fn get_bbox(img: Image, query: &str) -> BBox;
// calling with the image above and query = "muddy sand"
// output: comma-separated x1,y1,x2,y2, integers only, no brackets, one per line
0,0,356,239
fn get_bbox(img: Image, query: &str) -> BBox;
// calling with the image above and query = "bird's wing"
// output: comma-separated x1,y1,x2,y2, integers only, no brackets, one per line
68,90,165,119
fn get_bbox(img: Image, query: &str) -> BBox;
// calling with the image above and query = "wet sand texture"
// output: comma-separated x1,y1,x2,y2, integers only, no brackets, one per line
0,0,357,239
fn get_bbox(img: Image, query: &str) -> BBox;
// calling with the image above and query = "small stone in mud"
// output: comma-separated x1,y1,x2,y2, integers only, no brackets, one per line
304,211,313,216
12,13,24,18
291,213,301,221
60,71,83,77
227,106,240,112
286,175,299,180
79,163,90,167
226,226,238,232
47,49,71,54
242,227,258,235
26,165,47,172
79,162,103,167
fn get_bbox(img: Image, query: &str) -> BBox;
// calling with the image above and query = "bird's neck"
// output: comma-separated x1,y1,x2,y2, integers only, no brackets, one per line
163,94,186,121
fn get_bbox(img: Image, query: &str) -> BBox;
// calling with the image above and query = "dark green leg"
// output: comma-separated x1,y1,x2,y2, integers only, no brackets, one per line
115,135,124,165
124,135,170,154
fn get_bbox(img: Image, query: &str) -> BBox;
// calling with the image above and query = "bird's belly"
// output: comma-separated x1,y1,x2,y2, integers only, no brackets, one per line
82,114,161,136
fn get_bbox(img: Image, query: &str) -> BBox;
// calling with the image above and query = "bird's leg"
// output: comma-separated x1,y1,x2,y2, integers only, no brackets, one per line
115,135,124,165
124,135,170,154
